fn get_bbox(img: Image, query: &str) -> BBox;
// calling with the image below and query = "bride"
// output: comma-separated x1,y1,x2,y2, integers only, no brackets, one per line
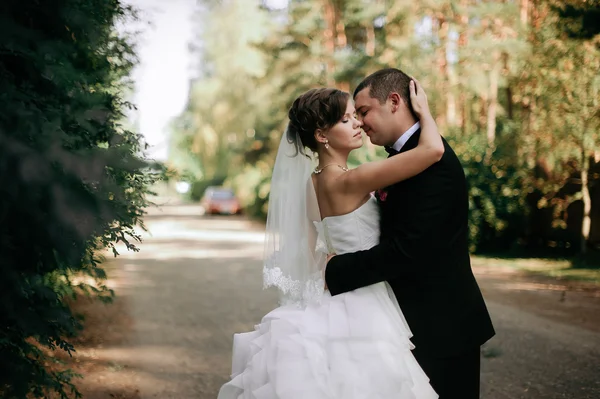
218,79,443,399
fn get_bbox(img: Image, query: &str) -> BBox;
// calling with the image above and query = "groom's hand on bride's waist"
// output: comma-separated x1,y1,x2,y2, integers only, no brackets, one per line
324,253,336,291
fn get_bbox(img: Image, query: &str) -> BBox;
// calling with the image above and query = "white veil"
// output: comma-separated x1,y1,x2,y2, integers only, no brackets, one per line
262,130,326,307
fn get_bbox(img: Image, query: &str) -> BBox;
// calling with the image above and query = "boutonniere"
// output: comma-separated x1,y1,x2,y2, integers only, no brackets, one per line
376,188,388,202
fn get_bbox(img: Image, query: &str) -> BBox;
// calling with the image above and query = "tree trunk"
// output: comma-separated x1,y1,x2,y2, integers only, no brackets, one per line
335,21,347,48
460,91,468,136
335,2,348,91
447,35,458,127
531,0,542,29
447,83,457,127
457,0,470,133
436,15,449,130
322,0,336,86
581,165,591,255
520,0,529,25
479,94,487,133
506,86,514,119
443,16,457,127
365,23,375,56
323,0,348,89
503,52,513,119
487,56,500,145
581,126,591,254
380,1,404,67
530,100,539,169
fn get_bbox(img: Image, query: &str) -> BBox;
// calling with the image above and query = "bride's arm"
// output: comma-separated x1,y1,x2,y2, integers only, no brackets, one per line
340,80,443,195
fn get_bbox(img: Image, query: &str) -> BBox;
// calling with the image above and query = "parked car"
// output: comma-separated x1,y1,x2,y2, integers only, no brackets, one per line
200,186,242,215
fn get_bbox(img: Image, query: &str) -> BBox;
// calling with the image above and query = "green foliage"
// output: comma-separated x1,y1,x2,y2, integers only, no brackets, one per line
553,0,600,39
171,0,600,255
169,0,273,185
448,127,529,252
0,0,156,397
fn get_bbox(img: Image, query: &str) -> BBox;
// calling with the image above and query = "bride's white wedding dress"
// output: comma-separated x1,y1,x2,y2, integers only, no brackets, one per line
217,196,438,399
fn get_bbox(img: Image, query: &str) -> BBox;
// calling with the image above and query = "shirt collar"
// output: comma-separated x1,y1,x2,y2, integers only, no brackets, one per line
392,121,421,152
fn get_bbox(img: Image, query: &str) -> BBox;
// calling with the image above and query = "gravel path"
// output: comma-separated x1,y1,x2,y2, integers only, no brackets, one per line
111,204,599,399
481,302,599,398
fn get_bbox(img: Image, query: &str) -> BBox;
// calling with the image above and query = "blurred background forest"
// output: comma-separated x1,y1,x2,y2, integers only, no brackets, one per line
1,0,599,397
169,0,600,258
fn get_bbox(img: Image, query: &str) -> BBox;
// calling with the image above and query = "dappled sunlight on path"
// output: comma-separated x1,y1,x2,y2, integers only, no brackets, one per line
109,203,278,398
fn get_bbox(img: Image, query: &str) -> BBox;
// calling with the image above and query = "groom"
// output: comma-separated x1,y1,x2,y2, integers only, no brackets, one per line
325,68,495,399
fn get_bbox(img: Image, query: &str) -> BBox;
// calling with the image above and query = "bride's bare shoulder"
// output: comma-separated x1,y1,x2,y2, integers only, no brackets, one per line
313,172,368,218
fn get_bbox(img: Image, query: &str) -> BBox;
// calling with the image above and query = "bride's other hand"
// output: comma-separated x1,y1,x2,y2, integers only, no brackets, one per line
409,79,431,120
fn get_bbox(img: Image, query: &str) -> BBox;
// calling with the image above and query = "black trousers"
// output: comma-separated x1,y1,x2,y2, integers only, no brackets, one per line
413,347,481,399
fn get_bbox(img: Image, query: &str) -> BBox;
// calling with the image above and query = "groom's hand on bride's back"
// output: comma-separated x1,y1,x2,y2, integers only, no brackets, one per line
324,253,336,291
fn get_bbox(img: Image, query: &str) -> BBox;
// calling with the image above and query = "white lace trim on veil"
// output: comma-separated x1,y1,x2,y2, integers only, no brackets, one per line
262,131,326,307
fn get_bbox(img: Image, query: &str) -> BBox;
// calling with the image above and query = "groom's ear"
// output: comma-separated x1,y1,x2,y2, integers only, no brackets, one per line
388,92,402,113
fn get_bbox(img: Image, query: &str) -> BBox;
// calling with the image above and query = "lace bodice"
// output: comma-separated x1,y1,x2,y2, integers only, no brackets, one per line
314,195,380,255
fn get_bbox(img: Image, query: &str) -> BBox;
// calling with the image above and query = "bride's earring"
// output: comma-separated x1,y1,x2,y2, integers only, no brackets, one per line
324,140,329,149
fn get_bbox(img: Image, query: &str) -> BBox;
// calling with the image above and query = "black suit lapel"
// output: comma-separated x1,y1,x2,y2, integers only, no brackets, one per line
398,128,421,154
379,129,422,209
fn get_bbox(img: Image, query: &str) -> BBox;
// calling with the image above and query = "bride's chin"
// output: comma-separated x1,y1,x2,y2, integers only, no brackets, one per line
345,141,363,152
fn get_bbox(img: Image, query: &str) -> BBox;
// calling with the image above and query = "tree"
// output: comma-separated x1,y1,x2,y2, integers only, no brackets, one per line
0,0,156,397
170,0,271,184
169,0,600,254
515,0,600,254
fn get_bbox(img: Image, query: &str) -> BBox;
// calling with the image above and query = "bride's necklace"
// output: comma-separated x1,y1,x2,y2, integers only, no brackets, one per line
314,163,349,174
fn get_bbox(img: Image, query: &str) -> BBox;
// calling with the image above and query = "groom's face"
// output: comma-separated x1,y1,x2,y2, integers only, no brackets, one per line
354,87,396,147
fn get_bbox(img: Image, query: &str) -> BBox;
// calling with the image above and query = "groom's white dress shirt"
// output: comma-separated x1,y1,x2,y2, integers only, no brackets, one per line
391,122,421,152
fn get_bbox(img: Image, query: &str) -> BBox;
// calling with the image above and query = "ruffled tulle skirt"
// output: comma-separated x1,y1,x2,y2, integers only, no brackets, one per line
217,282,438,399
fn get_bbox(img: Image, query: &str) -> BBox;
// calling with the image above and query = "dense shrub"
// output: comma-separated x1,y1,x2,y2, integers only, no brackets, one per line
0,1,157,397
448,126,529,253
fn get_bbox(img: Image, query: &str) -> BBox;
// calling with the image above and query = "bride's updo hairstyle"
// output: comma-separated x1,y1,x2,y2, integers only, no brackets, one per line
287,88,350,157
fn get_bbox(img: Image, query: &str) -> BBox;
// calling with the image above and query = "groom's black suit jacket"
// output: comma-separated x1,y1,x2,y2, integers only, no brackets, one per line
325,130,495,357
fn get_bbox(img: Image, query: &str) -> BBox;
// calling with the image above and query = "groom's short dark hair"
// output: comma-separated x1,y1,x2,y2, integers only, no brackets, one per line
354,68,414,113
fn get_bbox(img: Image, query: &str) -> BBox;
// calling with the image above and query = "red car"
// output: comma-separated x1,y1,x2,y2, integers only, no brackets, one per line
200,187,241,215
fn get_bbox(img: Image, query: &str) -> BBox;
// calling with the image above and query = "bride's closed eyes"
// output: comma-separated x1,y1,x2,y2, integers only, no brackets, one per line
342,111,359,123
